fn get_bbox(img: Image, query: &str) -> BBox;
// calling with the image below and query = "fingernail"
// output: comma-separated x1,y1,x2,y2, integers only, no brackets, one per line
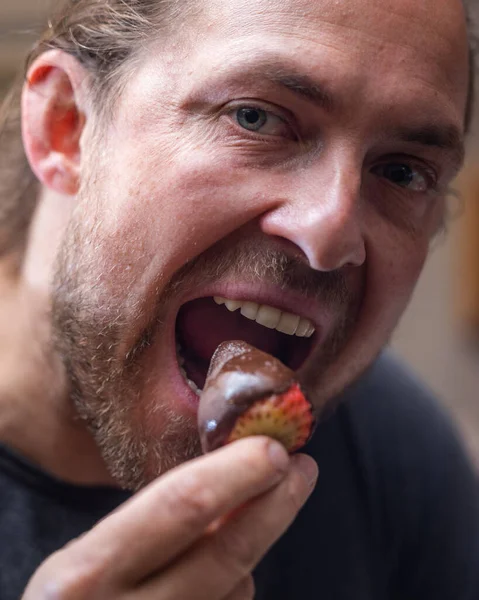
292,454,318,488
268,440,290,472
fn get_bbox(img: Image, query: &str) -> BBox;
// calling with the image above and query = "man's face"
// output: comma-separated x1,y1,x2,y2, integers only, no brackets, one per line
52,0,469,488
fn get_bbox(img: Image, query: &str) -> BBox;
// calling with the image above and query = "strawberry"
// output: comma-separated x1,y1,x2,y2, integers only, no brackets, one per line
225,382,314,453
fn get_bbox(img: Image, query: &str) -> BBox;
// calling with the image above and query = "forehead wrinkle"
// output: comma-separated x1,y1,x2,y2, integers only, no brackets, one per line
200,0,468,99
190,26,463,102
210,0,466,54
181,47,459,121
193,55,337,112
137,0,469,139
342,3,465,51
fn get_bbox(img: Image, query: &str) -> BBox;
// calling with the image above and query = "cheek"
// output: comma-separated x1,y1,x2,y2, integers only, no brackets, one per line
366,219,430,326
107,154,254,262
74,139,277,316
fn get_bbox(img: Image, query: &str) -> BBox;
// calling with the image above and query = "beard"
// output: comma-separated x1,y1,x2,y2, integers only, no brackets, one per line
51,191,361,491
51,219,201,491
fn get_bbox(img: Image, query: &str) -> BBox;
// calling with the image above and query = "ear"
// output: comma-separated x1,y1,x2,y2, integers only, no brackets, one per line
22,50,90,196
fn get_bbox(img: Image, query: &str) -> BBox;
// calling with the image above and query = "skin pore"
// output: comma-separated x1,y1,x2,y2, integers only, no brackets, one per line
0,0,469,489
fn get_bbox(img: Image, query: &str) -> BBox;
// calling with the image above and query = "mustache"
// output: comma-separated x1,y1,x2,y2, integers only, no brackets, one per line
127,239,356,371
161,240,353,308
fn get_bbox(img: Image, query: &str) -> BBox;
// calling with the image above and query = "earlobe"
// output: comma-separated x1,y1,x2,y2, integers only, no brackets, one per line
22,50,89,196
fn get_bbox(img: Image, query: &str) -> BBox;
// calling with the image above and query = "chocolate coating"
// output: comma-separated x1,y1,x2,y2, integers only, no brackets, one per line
198,341,297,453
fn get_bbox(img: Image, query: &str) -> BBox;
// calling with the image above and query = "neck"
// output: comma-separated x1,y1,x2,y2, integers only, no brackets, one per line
0,258,118,488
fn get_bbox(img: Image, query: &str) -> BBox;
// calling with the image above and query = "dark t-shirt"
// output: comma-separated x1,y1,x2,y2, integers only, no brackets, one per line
0,353,478,599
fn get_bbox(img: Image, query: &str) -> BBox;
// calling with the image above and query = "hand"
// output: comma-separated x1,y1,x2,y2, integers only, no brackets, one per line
22,437,318,599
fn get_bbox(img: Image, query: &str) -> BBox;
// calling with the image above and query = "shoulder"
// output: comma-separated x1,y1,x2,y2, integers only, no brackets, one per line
307,350,479,552
337,350,466,458
328,350,477,504
260,353,479,599
331,351,479,598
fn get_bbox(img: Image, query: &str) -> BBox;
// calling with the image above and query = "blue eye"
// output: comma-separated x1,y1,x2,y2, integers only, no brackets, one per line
233,106,291,137
236,108,268,131
373,163,431,192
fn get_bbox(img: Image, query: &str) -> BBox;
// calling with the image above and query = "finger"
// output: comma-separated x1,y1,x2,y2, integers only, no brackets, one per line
136,453,318,600
72,437,290,584
223,575,256,600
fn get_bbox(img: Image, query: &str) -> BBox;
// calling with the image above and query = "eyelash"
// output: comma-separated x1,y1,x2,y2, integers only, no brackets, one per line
222,101,298,141
372,158,439,194
218,102,441,192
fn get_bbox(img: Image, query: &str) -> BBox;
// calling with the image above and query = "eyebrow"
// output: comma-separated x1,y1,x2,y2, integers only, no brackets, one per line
208,56,466,166
259,67,335,112
393,124,465,168
264,69,466,168
212,57,336,112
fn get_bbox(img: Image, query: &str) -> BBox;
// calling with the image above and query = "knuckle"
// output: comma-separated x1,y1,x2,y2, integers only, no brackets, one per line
27,554,105,600
168,472,217,524
239,575,256,599
36,577,83,600
50,569,103,600
214,526,257,577
284,471,309,514
31,541,113,600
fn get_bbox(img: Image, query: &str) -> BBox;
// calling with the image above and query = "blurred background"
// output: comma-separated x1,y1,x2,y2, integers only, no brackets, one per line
1,0,478,467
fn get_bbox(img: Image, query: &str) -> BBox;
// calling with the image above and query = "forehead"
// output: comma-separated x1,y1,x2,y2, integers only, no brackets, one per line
203,0,467,58
164,0,468,123
208,0,466,42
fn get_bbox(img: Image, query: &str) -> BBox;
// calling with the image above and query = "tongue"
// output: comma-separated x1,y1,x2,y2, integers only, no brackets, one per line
176,298,283,362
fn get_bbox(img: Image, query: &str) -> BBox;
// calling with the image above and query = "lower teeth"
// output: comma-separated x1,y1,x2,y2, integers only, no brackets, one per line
176,342,202,395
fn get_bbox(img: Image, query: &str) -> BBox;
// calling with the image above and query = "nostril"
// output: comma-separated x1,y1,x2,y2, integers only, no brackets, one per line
300,226,366,272
260,187,365,272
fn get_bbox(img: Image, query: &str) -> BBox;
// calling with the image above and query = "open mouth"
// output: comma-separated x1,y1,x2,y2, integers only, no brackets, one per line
175,296,316,395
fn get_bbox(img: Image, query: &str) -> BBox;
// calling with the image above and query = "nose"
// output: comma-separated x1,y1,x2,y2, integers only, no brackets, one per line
260,160,366,272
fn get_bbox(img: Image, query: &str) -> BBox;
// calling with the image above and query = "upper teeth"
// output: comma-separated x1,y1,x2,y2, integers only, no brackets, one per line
213,297,315,338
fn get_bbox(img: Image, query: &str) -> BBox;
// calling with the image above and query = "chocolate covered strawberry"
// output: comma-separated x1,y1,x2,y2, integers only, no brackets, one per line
198,341,315,453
